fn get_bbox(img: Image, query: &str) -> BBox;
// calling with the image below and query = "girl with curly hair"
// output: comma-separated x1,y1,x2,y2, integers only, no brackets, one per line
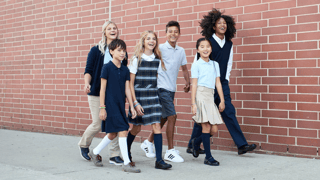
187,8,257,156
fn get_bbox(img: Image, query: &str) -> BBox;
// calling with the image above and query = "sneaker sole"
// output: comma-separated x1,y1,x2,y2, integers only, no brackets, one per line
79,147,91,161
109,161,123,166
146,154,156,158
164,157,184,163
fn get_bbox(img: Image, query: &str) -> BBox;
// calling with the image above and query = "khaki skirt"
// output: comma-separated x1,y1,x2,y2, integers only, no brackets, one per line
192,86,224,125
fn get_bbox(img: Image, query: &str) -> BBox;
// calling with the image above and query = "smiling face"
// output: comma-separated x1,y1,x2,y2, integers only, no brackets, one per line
166,26,180,46
144,33,157,52
197,40,212,60
213,17,227,36
105,23,118,42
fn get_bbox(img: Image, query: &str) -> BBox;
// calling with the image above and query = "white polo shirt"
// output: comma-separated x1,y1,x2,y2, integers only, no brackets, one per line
158,41,187,92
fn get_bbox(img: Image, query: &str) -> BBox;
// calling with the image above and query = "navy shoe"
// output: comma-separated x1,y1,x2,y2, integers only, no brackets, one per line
204,157,220,166
109,156,124,166
155,160,172,169
238,144,257,155
186,147,205,154
79,147,91,161
191,138,200,158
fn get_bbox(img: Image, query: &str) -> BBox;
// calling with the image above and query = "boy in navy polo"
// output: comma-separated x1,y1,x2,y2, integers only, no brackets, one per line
187,9,257,156
141,21,190,163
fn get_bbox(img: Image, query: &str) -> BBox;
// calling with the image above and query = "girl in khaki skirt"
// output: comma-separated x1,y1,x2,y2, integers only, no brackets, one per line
190,38,225,166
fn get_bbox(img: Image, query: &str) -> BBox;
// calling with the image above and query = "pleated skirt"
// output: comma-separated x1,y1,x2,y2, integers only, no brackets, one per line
192,86,224,125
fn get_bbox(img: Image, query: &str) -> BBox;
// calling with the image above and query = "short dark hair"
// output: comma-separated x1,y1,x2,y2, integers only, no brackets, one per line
108,39,126,52
200,8,236,41
165,20,180,33
196,38,212,60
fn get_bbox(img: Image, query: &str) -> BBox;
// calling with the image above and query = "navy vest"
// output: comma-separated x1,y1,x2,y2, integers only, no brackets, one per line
209,36,233,82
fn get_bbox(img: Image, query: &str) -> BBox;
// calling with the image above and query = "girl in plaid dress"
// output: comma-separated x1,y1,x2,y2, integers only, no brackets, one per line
127,31,172,170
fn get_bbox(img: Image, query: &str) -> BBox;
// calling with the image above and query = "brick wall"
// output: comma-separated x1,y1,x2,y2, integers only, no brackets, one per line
1,0,319,158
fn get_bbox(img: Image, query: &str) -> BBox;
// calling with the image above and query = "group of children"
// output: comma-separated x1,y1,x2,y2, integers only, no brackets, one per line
80,9,257,173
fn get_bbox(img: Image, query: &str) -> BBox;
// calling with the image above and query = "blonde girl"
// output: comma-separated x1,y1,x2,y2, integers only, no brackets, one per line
126,31,172,170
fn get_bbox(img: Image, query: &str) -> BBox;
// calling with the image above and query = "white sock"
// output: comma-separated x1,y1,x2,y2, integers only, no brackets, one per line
119,137,130,165
93,135,112,155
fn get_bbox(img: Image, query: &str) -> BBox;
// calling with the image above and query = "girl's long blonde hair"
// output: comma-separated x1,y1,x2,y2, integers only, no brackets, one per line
131,31,166,71
98,21,119,55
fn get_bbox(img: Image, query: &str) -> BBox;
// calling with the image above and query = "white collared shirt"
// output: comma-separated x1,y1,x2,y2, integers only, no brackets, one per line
128,53,161,74
158,41,188,92
193,33,233,81
191,58,220,89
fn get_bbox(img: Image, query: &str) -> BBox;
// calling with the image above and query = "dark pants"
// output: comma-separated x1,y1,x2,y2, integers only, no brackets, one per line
188,81,248,149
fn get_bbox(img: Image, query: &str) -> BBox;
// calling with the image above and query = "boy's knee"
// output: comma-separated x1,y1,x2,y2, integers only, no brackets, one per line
167,115,177,124
131,125,141,135
108,133,117,140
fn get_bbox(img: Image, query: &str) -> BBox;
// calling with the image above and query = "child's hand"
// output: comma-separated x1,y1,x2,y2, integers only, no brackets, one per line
84,84,91,94
99,109,107,120
219,101,225,112
130,107,137,119
135,104,144,116
192,104,197,115
184,83,190,93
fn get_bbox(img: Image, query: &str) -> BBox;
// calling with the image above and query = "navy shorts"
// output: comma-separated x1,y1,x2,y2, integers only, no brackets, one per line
158,88,176,119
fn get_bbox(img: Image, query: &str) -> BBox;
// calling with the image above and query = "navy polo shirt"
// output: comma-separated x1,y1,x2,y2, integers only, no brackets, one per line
84,45,128,96
100,61,130,105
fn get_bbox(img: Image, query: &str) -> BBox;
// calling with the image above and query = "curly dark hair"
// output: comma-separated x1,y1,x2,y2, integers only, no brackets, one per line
199,8,236,41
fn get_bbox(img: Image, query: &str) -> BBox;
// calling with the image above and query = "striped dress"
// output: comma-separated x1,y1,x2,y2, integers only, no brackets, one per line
129,58,162,125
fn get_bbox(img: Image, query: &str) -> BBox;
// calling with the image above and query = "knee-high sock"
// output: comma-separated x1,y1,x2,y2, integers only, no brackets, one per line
93,135,112,155
201,133,212,159
188,123,203,148
194,132,213,150
119,137,130,165
127,131,136,160
194,135,202,150
154,133,163,162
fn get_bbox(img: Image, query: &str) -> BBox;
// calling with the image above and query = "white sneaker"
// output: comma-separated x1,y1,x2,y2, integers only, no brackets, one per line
164,149,184,162
140,140,156,158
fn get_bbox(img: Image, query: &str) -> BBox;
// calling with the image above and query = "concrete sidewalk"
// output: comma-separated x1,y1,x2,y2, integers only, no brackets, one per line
0,129,319,180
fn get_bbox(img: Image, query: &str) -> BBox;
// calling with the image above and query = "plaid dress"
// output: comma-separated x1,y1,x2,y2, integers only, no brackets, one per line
129,58,162,125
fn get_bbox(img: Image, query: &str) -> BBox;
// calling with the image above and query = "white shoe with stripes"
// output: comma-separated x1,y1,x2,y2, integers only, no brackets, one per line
164,149,184,163
141,140,156,158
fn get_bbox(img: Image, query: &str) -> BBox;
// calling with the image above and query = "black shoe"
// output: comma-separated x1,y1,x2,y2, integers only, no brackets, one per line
186,147,205,154
204,157,220,166
238,144,257,155
109,156,124,166
191,138,200,158
79,147,91,161
155,160,172,169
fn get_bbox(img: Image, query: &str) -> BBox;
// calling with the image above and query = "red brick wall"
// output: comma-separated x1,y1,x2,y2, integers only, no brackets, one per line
1,0,319,158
